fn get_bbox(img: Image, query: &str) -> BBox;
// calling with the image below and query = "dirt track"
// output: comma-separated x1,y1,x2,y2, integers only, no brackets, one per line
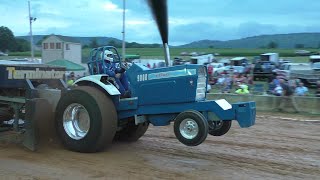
0,112,319,180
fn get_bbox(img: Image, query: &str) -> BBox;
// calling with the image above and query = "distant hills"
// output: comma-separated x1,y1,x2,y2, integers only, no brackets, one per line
17,35,123,46
179,33,320,49
17,33,320,49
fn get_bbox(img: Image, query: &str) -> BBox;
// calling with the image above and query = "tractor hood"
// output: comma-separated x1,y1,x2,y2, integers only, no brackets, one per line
126,63,207,105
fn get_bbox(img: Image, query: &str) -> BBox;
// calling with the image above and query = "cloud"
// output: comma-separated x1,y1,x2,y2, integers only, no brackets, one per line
102,1,122,12
1,0,320,45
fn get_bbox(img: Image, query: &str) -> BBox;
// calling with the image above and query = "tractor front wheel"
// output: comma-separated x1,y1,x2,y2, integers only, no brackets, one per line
174,110,208,146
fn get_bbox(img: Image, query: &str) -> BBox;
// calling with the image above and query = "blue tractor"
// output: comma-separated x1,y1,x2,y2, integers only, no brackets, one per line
55,46,256,152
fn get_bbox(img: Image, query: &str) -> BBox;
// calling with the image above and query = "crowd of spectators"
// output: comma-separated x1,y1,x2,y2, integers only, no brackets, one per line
267,74,310,97
212,71,319,97
215,71,253,94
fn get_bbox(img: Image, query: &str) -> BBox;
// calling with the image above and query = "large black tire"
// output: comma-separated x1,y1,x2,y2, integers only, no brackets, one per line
208,120,232,136
174,110,208,146
55,86,117,153
115,119,149,142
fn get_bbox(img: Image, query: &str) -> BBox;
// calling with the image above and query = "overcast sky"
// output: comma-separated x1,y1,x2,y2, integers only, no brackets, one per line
1,0,320,45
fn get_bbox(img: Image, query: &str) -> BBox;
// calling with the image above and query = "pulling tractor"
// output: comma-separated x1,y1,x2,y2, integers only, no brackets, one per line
0,46,256,153
0,1,255,153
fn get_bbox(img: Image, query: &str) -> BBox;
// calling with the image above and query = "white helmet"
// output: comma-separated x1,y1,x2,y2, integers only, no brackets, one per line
103,50,113,62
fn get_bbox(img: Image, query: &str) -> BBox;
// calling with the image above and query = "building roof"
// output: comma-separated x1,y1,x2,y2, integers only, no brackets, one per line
310,55,320,59
231,57,246,61
45,35,80,44
261,53,278,56
46,59,85,71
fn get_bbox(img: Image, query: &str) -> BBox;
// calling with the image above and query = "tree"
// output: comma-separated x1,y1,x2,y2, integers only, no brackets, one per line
15,38,30,52
89,38,99,48
0,26,16,52
36,35,50,45
82,44,89,49
267,41,278,49
108,40,121,48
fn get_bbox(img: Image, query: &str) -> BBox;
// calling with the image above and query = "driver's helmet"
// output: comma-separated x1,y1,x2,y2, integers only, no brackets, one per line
103,50,114,62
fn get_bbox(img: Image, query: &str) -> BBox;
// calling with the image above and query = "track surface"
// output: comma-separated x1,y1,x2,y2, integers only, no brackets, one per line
0,112,319,180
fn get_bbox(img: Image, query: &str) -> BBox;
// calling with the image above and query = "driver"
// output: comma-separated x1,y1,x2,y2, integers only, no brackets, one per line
102,50,130,98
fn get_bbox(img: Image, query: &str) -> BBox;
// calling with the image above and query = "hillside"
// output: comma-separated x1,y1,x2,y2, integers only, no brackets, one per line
17,33,320,49
178,33,320,49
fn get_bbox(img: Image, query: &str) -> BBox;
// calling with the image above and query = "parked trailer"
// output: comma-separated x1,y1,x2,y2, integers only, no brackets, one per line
0,61,67,150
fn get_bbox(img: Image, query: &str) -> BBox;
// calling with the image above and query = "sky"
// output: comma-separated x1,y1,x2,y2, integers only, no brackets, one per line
1,0,320,45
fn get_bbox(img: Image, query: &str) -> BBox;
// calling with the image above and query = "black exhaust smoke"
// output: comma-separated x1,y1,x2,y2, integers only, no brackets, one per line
146,0,171,66
147,0,168,44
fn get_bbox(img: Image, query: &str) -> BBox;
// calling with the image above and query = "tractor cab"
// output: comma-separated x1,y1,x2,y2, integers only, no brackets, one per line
87,46,122,75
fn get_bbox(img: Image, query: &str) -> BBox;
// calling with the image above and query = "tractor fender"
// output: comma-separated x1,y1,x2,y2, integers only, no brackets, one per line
74,75,121,96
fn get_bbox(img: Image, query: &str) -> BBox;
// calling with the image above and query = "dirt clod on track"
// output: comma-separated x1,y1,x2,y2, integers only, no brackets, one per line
0,112,319,180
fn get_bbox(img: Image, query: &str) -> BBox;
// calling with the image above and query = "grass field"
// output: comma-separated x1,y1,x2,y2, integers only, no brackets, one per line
2,48,316,63
81,48,314,62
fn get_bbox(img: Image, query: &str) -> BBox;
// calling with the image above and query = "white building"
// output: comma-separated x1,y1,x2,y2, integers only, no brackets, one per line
41,35,82,64
41,35,88,76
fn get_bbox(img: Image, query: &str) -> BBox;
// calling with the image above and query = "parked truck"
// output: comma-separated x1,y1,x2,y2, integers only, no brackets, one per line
253,53,279,80
276,55,320,86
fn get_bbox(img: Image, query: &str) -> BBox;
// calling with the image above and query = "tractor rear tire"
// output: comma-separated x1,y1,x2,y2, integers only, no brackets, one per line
115,120,149,142
208,120,232,136
55,86,117,153
174,110,208,146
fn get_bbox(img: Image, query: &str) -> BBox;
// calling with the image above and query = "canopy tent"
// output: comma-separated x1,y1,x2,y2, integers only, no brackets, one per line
46,59,85,71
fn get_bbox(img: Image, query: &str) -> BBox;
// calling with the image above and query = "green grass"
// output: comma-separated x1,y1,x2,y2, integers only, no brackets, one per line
8,51,41,57
3,48,315,63
83,48,315,57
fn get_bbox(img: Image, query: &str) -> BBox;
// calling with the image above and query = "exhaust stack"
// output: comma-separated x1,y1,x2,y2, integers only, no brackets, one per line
164,43,171,66
146,0,171,66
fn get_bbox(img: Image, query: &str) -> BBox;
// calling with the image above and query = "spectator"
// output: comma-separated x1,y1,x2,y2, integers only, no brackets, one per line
316,81,320,97
235,82,250,94
216,74,225,88
267,76,280,94
273,84,283,96
246,74,253,86
66,72,75,87
246,74,254,90
238,74,247,83
278,79,298,112
222,74,232,93
280,79,294,96
295,82,308,96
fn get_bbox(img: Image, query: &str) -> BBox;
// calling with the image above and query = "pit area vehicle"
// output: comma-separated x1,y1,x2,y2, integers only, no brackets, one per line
276,56,320,86
0,61,66,151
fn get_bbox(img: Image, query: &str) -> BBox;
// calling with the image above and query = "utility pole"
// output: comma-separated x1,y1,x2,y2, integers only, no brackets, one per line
121,0,126,62
28,1,36,60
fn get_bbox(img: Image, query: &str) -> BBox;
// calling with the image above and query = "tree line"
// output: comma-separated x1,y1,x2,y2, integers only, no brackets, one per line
0,26,30,52
83,38,161,49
